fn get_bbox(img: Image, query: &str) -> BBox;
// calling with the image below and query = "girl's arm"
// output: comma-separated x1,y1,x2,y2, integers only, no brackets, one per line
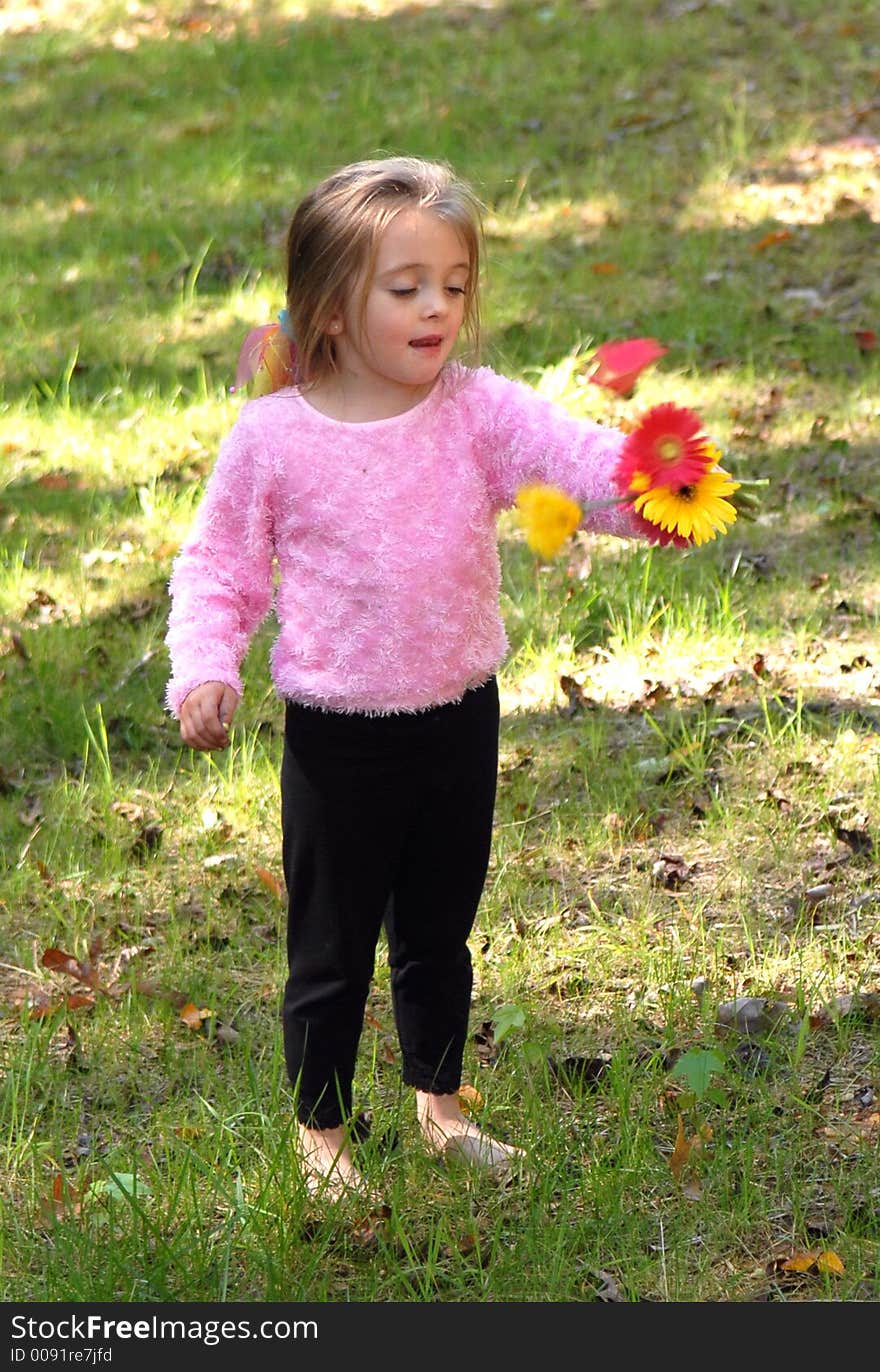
166,408,275,719
468,368,642,540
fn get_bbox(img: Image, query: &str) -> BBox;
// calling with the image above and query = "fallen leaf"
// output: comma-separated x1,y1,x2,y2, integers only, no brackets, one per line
669,1113,691,1179
37,1171,97,1226
440,1227,479,1259
751,228,793,252
473,1019,499,1067
590,261,619,275
781,1250,820,1273
780,1248,845,1276
458,1083,484,1114
350,1203,391,1249
40,946,105,993
593,1269,625,1302
180,1002,212,1030
834,823,873,857
853,329,877,352
254,865,284,900
652,854,695,889
20,988,95,1019
559,674,597,717
811,990,880,1028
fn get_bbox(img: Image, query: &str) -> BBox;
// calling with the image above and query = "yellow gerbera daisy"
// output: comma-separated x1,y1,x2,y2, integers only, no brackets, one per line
515,484,582,559
633,467,740,546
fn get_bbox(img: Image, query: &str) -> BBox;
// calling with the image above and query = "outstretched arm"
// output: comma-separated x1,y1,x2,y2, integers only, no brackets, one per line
467,367,642,541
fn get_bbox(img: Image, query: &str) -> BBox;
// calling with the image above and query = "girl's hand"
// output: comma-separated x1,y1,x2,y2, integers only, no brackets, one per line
179,682,240,751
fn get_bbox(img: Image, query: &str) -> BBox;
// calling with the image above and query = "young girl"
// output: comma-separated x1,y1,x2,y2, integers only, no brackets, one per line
166,155,649,1198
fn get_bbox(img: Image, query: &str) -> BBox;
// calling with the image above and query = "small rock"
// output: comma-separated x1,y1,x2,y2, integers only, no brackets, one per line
716,996,792,1036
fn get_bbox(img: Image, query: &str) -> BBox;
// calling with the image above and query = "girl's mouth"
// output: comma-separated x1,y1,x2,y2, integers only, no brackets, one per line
410,335,443,348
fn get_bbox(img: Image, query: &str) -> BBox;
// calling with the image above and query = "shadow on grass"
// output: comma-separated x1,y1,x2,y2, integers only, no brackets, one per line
3,0,877,398
3,437,880,773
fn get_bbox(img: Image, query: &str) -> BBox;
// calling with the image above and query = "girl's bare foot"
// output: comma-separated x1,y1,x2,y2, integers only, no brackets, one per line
297,1122,363,1200
415,1090,526,1175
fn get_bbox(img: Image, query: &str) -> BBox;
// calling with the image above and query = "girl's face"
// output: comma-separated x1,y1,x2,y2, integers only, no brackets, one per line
329,207,470,406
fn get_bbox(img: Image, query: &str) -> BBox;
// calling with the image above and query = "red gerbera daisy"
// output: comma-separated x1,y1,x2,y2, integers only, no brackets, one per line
588,338,668,395
615,403,711,493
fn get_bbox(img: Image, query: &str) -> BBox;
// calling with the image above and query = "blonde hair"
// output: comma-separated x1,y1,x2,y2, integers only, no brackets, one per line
284,156,483,384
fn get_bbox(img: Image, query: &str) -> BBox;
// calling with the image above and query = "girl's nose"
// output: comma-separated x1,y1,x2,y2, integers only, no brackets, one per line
422,284,446,316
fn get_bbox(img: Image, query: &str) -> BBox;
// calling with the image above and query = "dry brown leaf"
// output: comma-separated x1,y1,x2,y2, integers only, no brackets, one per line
458,1083,484,1115
751,229,793,252
38,1171,96,1226
782,1250,820,1273
652,854,695,890
254,865,284,900
473,1020,499,1067
180,1002,212,1030
781,1249,845,1276
40,946,105,993
27,990,96,1019
669,1114,691,1179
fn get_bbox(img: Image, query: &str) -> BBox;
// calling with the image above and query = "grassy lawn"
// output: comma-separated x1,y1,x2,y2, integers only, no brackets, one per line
1,0,879,1302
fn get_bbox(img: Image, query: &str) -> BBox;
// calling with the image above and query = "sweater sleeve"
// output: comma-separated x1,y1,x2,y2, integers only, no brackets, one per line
165,406,275,717
465,366,645,541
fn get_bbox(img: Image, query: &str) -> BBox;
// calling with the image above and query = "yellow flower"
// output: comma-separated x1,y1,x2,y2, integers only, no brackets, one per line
515,484,582,559
634,467,740,546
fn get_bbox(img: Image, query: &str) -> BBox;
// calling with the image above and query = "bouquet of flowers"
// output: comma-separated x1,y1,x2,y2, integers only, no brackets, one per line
516,339,755,559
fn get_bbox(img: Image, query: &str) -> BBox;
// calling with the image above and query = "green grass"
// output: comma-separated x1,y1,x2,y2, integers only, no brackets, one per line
2,0,879,1303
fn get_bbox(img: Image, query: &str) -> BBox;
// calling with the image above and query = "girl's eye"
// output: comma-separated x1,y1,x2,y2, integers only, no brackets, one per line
446,286,466,296
390,288,416,297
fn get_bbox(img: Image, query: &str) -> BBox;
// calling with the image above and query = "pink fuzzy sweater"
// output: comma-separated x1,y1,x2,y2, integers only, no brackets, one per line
166,363,643,716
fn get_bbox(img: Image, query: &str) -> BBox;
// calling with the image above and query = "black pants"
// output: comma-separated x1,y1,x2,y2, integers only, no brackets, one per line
280,678,500,1128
